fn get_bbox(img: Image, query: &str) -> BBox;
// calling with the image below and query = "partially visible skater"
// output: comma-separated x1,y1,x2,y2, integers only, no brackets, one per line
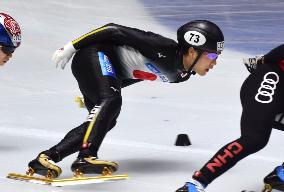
0,13,21,66
27,20,225,178
176,44,284,192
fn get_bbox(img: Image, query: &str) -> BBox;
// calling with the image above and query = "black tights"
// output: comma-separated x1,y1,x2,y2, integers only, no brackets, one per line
44,46,122,162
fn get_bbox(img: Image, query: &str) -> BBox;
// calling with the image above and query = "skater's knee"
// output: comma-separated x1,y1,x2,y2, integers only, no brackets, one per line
241,136,269,154
108,119,117,131
101,95,122,110
88,96,122,123
63,123,88,140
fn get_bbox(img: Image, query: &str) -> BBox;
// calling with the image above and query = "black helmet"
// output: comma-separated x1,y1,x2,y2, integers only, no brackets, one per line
177,20,224,54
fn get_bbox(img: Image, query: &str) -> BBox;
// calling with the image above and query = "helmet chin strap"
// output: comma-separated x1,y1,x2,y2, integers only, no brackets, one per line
187,49,202,76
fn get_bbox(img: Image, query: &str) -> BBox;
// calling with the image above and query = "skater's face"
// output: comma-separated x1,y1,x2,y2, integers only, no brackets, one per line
193,51,220,76
0,45,15,66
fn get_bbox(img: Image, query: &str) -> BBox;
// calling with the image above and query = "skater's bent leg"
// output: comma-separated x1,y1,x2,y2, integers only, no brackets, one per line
41,122,88,162
194,65,284,186
71,46,122,158
78,95,122,158
195,133,271,185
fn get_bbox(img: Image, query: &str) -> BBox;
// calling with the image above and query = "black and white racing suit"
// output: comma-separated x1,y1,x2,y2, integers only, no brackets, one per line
43,23,191,161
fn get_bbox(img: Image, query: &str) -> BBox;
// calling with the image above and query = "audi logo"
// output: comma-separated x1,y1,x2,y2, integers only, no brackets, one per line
255,72,279,104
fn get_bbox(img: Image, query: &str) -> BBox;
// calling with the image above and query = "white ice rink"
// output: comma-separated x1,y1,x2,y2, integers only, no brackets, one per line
1,1,284,192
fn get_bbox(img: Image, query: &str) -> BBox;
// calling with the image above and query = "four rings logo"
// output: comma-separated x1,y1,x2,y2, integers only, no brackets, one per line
255,72,279,104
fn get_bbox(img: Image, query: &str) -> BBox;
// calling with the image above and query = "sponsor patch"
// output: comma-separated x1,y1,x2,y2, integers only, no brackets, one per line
217,41,224,51
98,52,116,78
145,63,169,82
255,72,279,104
87,105,101,122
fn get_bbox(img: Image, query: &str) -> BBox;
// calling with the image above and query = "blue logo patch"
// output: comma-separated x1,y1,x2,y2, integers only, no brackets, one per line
145,63,169,82
98,52,116,78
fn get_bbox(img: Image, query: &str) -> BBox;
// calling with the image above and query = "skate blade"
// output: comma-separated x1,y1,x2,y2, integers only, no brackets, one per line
51,174,129,186
7,173,52,185
7,172,129,187
73,162,118,176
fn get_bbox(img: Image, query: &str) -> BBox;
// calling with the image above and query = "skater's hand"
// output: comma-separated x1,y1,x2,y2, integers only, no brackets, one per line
52,42,76,69
242,55,264,73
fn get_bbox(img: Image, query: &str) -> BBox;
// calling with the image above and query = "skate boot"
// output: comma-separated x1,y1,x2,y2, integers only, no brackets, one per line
27,154,62,179
176,179,206,192
71,156,118,177
263,163,284,192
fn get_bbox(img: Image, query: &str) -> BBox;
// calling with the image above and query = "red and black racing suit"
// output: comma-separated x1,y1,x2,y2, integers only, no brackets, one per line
194,44,284,186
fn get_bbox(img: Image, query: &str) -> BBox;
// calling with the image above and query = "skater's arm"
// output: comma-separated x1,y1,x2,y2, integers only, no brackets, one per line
263,44,284,64
52,23,177,69
71,23,177,54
